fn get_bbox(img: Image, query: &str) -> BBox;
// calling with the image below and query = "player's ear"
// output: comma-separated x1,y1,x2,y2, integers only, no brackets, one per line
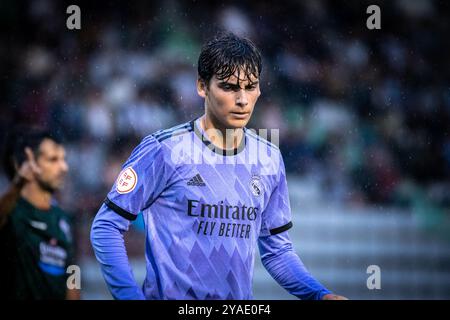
197,78,207,98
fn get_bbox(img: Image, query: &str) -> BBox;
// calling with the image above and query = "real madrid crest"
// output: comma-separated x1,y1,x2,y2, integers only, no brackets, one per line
250,175,263,197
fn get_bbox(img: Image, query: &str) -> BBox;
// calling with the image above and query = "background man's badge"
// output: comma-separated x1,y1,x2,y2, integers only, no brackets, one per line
116,167,138,194
250,175,263,197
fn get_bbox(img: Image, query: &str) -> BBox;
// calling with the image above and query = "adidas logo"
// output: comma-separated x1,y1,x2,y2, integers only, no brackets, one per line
187,173,206,186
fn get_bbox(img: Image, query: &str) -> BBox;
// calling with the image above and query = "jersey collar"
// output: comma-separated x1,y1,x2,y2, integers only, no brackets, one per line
191,117,246,156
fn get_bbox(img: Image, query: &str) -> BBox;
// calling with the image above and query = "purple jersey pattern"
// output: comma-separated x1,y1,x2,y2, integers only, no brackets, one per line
105,118,294,299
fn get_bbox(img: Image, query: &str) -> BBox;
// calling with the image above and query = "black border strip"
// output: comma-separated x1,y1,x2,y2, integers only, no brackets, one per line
270,221,293,235
104,198,137,221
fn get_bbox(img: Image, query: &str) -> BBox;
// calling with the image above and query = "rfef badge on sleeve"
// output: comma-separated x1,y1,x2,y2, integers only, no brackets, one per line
116,167,138,194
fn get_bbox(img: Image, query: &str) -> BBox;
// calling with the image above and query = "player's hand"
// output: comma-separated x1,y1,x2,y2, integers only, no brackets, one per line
322,293,349,300
14,147,42,184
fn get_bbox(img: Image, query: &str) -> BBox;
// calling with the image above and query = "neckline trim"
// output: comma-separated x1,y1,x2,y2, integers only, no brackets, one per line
191,117,246,156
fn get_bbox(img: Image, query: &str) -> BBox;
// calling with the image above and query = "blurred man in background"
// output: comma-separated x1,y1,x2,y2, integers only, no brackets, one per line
0,129,79,300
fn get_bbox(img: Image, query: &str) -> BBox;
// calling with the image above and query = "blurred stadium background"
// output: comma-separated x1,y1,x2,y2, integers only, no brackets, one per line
1,0,449,299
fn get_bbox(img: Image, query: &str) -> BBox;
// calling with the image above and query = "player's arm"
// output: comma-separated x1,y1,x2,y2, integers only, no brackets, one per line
90,135,172,300
259,152,347,300
258,231,333,300
0,177,24,229
0,148,39,229
66,288,81,300
91,203,145,300
259,232,347,300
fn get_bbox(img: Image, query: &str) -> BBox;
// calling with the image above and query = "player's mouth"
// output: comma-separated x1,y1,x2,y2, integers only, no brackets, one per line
230,112,249,119
56,173,67,183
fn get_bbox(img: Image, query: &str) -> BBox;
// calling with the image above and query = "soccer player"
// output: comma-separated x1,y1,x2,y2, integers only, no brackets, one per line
91,32,347,300
0,129,79,300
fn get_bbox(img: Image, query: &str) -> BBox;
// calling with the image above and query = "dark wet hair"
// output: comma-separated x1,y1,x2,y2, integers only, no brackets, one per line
198,32,262,86
2,127,62,180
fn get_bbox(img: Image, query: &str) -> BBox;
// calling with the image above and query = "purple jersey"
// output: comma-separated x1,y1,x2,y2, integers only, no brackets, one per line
105,118,292,299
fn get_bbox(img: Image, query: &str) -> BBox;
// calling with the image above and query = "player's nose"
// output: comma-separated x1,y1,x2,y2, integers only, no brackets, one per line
60,160,69,174
236,90,248,107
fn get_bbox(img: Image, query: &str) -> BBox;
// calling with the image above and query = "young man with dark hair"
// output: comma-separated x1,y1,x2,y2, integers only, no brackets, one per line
91,32,347,300
0,129,79,300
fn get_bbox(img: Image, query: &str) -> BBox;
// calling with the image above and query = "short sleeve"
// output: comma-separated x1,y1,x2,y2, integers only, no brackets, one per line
259,152,293,237
105,135,172,221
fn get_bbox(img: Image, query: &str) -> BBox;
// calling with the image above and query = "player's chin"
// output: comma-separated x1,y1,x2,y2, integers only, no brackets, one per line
52,179,66,191
226,115,250,128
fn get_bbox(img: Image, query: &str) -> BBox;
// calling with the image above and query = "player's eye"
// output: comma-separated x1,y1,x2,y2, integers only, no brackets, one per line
220,83,239,91
246,85,257,91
